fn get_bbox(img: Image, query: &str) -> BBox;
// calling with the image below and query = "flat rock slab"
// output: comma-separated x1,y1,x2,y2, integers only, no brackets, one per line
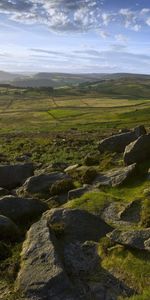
0,163,34,189
16,219,81,300
124,134,150,165
0,195,48,223
68,185,90,200
46,208,112,243
107,228,150,251
93,164,136,187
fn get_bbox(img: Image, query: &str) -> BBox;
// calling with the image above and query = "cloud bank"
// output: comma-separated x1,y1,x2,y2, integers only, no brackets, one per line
0,0,150,32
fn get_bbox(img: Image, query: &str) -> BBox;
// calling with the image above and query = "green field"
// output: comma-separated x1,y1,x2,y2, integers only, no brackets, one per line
0,87,150,134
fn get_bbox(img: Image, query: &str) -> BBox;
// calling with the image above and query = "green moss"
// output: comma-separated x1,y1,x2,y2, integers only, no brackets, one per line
99,240,150,293
122,289,150,300
65,191,117,214
141,198,150,228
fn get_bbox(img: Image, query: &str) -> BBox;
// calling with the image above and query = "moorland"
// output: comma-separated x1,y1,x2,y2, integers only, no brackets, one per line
0,72,150,300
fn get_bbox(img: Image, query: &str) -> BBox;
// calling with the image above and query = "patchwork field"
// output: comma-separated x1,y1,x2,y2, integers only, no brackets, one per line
0,87,150,134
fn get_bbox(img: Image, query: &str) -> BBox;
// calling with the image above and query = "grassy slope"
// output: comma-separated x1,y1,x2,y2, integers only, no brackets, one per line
0,81,150,299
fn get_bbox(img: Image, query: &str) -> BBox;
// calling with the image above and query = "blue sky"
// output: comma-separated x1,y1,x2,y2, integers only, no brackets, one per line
0,0,150,74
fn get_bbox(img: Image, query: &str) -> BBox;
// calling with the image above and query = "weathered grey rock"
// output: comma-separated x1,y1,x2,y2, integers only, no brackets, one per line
0,215,20,241
118,199,141,223
0,163,34,189
98,126,146,153
17,172,70,198
64,241,99,275
0,195,48,223
68,185,90,200
46,208,112,243
124,134,150,165
94,164,137,187
107,228,150,251
16,219,81,300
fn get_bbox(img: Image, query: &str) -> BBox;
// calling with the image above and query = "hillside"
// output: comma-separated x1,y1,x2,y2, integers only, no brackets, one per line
56,76,150,99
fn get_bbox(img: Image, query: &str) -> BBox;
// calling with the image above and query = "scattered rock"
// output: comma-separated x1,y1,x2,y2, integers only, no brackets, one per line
0,215,20,241
0,163,34,189
17,172,70,199
68,185,90,200
124,134,150,165
94,163,137,187
0,195,48,224
16,219,80,300
107,228,150,251
46,208,112,243
98,126,146,153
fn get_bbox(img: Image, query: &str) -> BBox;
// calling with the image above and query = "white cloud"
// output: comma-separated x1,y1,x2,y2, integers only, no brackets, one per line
146,18,150,26
140,8,150,15
0,0,148,34
115,34,128,44
99,30,110,39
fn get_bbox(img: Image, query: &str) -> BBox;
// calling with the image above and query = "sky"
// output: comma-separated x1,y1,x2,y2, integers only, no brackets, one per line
0,0,150,74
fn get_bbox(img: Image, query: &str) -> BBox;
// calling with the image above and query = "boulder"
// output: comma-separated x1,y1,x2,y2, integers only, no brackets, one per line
16,219,80,300
0,215,20,241
93,163,137,187
0,163,34,189
98,126,146,153
46,208,112,243
0,195,48,224
64,241,99,275
17,172,70,198
124,134,150,165
107,228,150,251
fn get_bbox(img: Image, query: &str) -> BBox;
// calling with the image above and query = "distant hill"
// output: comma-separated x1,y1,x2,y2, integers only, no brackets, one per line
0,71,21,82
55,75,150,99
0,71,150,99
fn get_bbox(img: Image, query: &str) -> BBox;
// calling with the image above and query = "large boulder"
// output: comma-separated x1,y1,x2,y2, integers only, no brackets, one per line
0,163,34,189
46,208,112,243
0,195,48,224
17,172,70,199
124,134,150,165
98,126,146,153
0,215,20,241
16,219,81,300
93,163,137,187
107,228,150,251
64,241,99,275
